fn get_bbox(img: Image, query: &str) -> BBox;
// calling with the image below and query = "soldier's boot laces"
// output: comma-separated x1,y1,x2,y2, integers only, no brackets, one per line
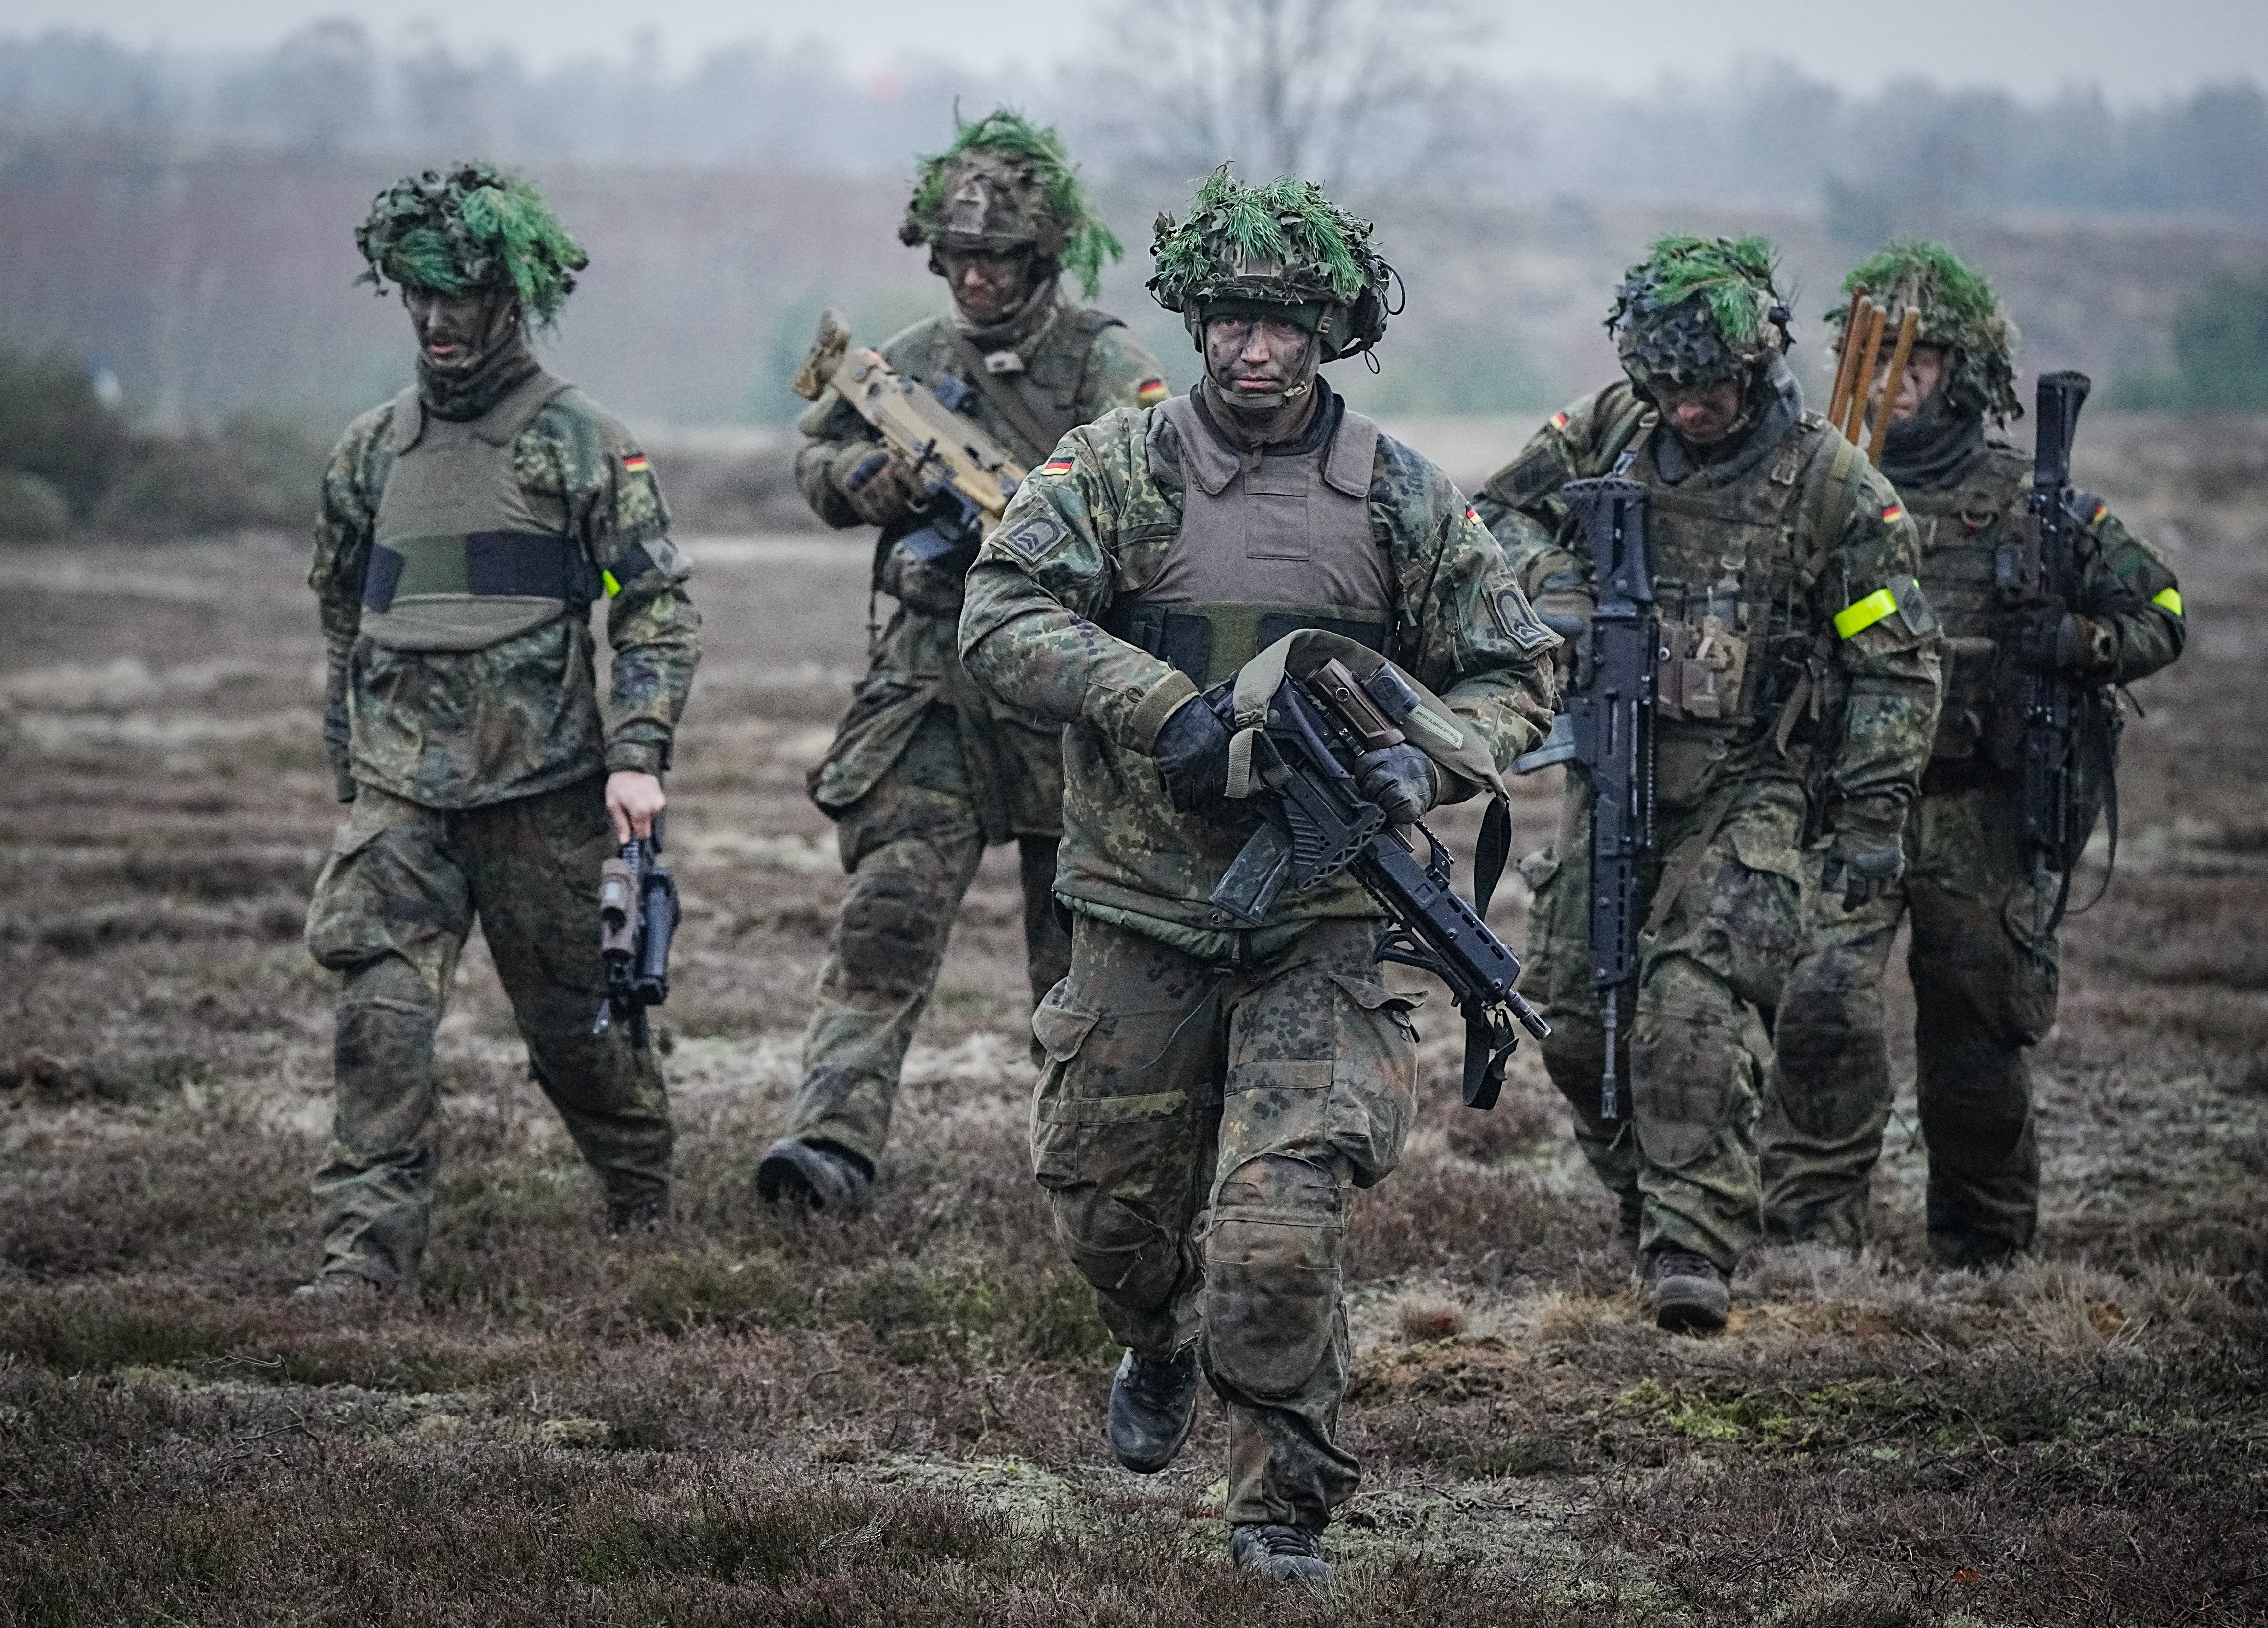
1105,1344,1200,1473
1228,1523,1330,1585
754,1137,872,1210
1648,1246,1731,1335
606,1190,673,1239
289,1272,383,1308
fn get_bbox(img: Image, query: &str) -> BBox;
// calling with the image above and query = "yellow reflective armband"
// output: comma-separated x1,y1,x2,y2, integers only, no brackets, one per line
2152,585,2183,616
1834,588,1899,639
602,570,622,598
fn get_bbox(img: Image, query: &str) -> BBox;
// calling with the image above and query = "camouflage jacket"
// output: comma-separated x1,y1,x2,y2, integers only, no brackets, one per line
311,380,701,810
795,292,1168,838
1474,380,1941,832
1889,436,2183,768
960,396,1559,955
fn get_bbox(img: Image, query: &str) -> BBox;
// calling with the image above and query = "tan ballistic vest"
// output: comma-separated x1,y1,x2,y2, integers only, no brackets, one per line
1110,393,1391,686
363,369,597,651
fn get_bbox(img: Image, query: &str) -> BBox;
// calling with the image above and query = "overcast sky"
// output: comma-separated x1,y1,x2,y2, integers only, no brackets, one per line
5,0,2264,99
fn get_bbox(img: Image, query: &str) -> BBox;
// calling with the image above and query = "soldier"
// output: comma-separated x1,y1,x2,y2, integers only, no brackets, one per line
959,170,1557,1582
297,164,701,1300
1473,236,1942,1333
755,110,1168,1209
1763,243,2185,1267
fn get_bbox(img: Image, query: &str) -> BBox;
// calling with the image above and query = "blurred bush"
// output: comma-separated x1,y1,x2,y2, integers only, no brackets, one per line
2112,266,2268,412
0,346,130,524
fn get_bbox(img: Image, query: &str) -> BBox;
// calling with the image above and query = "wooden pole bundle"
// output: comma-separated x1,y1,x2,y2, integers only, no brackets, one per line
1825,290,1921,466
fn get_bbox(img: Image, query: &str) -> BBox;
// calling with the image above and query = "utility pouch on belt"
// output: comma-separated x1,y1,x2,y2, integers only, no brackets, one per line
1652,615,1748,723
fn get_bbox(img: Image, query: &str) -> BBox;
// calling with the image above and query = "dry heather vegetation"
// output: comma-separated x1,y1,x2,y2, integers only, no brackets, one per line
1,417,2265,1627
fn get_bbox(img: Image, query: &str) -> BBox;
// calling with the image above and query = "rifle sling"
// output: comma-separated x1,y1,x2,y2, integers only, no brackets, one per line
1474,796,1513,920
943,330,1067,462
1639,783,1742,944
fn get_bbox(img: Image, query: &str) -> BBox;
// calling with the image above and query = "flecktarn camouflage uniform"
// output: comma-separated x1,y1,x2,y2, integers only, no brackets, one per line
1762,243,2184,1265
1475,236,1941,1280
961,172,1555,1535
303,165,700,1289
777,111,1168,1179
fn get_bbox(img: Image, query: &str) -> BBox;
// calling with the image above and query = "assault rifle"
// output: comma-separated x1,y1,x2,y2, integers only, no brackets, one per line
791,308,1026,574
1208,657,1550,1111
1514,478,1656,1120
592,817,680,1049
1998,369,2096,931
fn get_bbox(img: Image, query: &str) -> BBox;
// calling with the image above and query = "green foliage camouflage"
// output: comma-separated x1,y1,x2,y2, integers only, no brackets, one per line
2114,264,2268,412
900,108,1122,300
1146,168,1395,354
1609,234,1785,387
355,163,589,330
1831,240,2022,423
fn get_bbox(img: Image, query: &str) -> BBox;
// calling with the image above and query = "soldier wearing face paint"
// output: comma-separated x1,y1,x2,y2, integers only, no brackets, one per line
1762,242,2185,1267
1472,235,1941,1334
960,169,1556,1583
298,164,701,1300
756,111,1169,1212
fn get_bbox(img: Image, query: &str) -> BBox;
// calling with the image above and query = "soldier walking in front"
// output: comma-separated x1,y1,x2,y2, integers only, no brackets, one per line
1474,236,1941,1332
1763,243,2186,1266
298,165,701,1299
756,111,1167,1209
960,171,1556,1581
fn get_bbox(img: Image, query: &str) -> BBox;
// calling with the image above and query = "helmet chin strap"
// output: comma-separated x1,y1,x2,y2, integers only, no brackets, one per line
1281,379,1311,400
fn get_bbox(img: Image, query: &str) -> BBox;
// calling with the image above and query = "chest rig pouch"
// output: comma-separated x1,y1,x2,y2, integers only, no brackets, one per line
362,370,601,652
1104,393,1393,687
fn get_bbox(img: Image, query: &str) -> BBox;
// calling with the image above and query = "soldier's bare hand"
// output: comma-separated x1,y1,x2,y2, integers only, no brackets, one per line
606,771,666,843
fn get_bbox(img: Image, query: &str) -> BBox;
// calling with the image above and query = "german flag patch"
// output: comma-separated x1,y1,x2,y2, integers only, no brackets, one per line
2090,499,2109,523
1466,506,1484,525
1040,458,1076,477
1550,412,1570,431
1136,378,1169,408
621,453,650,474
1881,503,1905,523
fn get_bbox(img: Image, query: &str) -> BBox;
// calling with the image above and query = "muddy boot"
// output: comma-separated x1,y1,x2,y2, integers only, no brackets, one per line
605,1190,673,1238
754,1137,872,1210
1647,1246,1730,1335
289,1270,383,1309
1105,1345,1199,1473
1229,1522,1329,1584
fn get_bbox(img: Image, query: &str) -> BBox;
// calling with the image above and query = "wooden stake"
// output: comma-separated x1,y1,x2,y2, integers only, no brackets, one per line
1824,286,1870,432
1842,303,1888,444
1866,307,1922,465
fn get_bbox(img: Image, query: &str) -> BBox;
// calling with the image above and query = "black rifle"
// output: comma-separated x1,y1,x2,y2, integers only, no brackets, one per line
1207,657,1550,1111
593,815,681,1048
1564,478,1656,1121
1997,370,2095,933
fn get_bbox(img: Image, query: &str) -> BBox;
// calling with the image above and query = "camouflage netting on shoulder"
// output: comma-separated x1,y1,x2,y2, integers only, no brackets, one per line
1831,240,2022,423
1609,235,1785,387
900,108,1122,299
1146,168,1395,357
356,163,589,330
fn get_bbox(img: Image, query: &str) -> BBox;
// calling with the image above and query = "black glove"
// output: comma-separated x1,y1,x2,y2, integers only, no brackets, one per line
2008,604,2078,673
1356,742,1440,825
833,445,919,528
1151,694,1232,814
1820,806,1907,910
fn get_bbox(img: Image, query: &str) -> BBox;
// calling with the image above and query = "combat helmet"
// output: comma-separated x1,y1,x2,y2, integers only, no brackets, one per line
900,109,1122,299
1147,167,1397,362
1609,235,1790,394
355,162,588,330
1829,241,2022,423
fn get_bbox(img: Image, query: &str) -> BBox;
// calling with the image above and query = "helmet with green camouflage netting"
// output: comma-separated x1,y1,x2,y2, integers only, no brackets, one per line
899,109,1122,299
1829,240,2022,423
1147,167,1397,362
1608,235,1790,393
355,162,588,330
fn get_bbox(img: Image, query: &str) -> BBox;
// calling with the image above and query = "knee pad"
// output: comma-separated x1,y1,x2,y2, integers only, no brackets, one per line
1203,1156,1345,1401
1050,1186,1184,1311
833,866,952,998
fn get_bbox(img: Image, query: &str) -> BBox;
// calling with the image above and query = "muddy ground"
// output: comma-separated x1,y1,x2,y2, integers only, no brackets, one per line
1,415,2264,1626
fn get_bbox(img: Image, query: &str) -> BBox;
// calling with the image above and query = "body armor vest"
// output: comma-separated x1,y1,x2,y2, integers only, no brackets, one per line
1107,393,1391,687
362,369,599,652
1897,441,2026,764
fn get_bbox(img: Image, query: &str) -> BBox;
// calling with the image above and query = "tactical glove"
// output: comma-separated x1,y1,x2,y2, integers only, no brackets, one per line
1151,693,1233,814
2010,605,2109,675
1355,742,1440,825
1819,803,1908,911
831,443,920,528
877,540,967,617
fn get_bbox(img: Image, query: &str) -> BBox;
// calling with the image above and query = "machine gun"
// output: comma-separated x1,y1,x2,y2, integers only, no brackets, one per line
1998,369,2097,933
593,816,680,1049
1514,478,1656,1120
1207,657,1550,1111
791,308,1027,574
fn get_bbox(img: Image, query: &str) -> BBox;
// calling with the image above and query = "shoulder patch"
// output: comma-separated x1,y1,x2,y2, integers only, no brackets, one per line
1880,503,1905,524
1039,457,1076,476
1136,378,1169,409
996,510,1069,563
621,453,650,474
1489,583,1560,653
1495,443,1564,505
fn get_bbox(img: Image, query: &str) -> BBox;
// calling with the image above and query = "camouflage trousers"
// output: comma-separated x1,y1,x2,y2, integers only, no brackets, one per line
1031,913,1418,1531
785,708,1071,1171
1522,776,1810,1270
1763,770,2057,1265
302,776,673,1287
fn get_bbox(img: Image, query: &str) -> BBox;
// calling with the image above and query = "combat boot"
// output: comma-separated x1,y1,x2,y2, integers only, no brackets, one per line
1105,1344,1200,1473
1646,1246,1730,1335
754,1137,872,1210
289,1270,383,1308
606,1190,673,1238
1228,1522,1330,1584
